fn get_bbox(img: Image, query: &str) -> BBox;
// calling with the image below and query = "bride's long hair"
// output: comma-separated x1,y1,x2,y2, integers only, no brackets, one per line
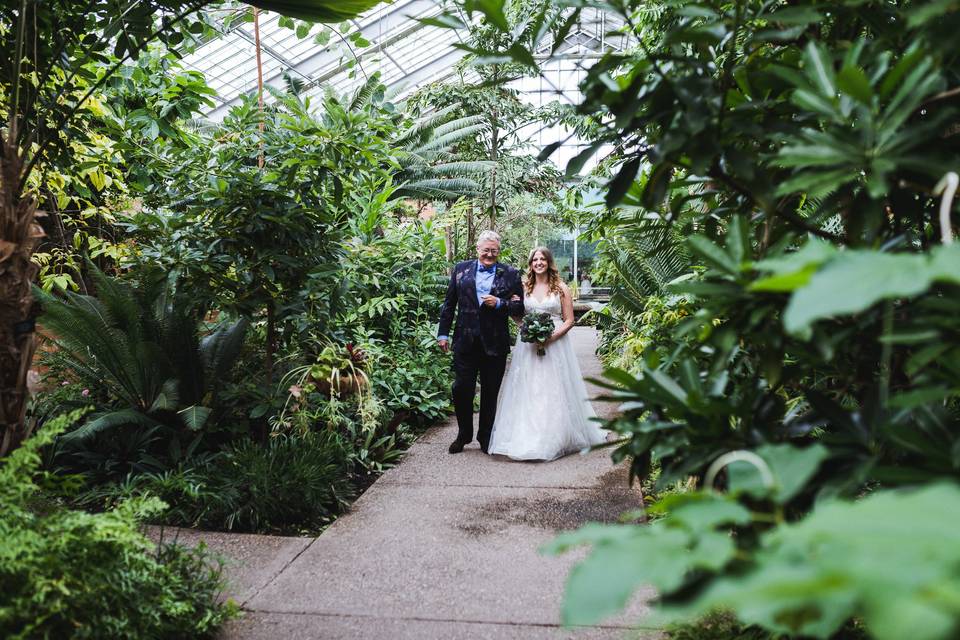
524,247,563,296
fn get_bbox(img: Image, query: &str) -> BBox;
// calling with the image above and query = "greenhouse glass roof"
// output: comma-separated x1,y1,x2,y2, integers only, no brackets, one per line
180,1,630,169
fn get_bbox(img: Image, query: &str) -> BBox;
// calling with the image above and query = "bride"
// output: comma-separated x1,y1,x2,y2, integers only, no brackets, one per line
488,247,608,461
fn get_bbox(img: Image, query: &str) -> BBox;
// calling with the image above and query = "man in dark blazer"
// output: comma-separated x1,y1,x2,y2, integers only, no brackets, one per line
437,230,524,454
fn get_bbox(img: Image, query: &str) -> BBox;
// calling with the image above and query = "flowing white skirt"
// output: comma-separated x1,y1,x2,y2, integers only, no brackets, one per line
488,322,607,461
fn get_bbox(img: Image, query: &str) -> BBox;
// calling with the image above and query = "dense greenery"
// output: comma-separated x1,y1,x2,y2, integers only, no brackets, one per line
443,0,960,637
21,47,468,532
78,431,355,532
0,410,235,638
8,0,960,637
20,1,560,542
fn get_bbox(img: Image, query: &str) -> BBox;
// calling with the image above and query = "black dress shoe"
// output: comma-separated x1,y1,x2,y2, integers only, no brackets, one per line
479,442,490,454
448,439,467,454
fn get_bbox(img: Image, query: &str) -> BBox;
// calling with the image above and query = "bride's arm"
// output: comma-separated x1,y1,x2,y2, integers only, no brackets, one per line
549,283,576,343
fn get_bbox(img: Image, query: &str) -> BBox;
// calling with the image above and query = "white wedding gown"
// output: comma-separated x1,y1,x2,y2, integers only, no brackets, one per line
488,292,608,461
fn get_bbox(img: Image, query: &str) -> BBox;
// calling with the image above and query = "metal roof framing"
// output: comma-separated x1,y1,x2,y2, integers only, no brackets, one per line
178,2,629,171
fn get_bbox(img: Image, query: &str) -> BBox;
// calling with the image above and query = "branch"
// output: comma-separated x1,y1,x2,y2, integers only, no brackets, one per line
923,86,960,105
706,163,842,242
10,0,30,141
20,0,107,133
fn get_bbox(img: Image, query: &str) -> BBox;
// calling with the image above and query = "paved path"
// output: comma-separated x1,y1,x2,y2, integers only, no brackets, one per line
160,327,658,639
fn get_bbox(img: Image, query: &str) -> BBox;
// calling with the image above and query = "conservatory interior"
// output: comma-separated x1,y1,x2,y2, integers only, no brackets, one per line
1,0,959,638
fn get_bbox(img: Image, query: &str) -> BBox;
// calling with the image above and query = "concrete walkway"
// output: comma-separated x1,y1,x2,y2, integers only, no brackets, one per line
162,327,658,639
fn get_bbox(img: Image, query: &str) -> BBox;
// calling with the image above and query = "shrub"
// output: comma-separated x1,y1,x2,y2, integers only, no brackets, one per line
549,482,960,640
34,264,248,482
81,431,354,534
205,433,354,532
0,411,235,639
373,329,452,427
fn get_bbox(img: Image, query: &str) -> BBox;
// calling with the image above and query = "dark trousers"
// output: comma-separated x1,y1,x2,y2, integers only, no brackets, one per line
451,336,507,450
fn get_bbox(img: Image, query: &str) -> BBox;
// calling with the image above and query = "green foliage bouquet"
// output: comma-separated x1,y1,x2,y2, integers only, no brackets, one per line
520,312,554,356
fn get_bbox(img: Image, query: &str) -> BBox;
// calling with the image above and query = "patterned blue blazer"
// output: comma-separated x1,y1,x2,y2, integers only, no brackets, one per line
438,260,525,356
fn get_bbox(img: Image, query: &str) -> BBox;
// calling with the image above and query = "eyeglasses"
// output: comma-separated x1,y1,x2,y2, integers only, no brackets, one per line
479,248,500,256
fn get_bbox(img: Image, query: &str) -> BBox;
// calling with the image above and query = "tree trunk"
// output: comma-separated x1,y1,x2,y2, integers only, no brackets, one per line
466,203,475,251
489,104,499,229
1,134,44,457
487,64,502,230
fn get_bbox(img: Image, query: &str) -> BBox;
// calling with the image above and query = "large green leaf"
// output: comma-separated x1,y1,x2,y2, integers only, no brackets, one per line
687,234,740,275
727,443,829,504
546,521,738,626
243,0,383,22
60,409,164,442
669,483,960,640
784,245,960,335
657,493,753,530
178,405,212,431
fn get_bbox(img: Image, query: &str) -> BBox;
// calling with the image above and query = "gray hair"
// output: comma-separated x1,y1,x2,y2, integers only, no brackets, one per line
476,230,501,246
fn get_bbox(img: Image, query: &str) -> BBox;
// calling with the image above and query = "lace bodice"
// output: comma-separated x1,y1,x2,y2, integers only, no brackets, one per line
525,291,562,319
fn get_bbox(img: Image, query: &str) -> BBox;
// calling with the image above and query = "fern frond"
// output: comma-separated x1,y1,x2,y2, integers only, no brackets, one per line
60,409,165,443
396,178,483,201
427,160,496,176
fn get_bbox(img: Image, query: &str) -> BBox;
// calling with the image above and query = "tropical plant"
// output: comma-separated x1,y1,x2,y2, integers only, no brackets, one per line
0,409,236,638
34,263,247,479
392,104,493,201
549,476,960,640
79,430,354,533
436,0,960,636
410,79,558,229
338,73,496,202
0,0,382,456
120,91,388,381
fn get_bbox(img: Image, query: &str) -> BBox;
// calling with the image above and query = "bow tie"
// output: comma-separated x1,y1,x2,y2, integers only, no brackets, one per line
478,264,496,274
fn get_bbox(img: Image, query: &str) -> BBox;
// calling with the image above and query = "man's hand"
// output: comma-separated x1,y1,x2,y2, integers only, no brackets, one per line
509,294,524,322
481,294,499,308
438,338,449,353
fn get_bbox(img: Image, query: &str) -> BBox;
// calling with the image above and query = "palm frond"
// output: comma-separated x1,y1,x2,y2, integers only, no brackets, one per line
429,114,487,141
60,409,166,443
282,70,308,97
395,178,483,201
349,73,384,110
35,286,155,408
201,318,249,405
410,121,487,155
394,150,430,170
604,217,692,314
395,104,461,144
427,160,496,176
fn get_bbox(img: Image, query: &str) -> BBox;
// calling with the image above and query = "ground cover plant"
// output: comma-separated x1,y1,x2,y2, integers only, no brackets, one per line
441,0,960,637
0,410,236,639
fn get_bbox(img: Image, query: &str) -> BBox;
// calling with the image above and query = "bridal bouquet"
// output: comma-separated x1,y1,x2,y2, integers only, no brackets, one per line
520,312,554,356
